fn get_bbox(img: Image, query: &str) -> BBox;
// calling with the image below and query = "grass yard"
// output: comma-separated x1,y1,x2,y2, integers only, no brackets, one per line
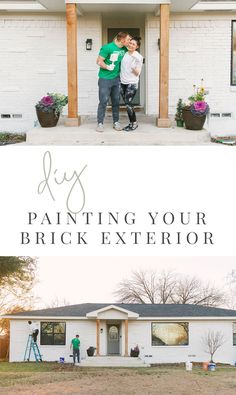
0,363,236,395
0,133,26,145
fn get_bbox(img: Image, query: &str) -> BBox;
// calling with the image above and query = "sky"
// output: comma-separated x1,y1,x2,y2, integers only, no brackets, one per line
33,256,236,308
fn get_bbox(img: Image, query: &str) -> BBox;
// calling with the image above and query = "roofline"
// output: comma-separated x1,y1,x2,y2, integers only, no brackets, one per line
86,304,139,318
4,315,236,321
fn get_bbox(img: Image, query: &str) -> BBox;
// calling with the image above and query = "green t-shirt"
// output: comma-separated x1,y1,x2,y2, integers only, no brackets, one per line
71,338,80,349
98,42,127,80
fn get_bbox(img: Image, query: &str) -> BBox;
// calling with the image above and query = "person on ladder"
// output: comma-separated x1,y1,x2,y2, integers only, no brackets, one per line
28,320,39,342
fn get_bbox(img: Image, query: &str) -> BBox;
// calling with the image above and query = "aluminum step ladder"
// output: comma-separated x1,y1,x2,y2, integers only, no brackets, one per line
24,334,42,362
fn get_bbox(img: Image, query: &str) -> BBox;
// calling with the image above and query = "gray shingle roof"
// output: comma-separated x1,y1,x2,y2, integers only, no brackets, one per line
8,303,236,318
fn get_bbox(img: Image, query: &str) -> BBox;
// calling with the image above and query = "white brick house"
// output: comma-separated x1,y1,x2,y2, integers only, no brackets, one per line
5,303,236,365
0,0,236,131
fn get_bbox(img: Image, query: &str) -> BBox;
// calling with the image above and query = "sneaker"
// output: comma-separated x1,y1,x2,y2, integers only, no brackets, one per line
123,123,138,132
113,121,122,131
96,123,104,132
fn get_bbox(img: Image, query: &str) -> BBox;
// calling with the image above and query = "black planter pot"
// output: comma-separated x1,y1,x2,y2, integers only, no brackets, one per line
182,108,206,131
87,347,96,357
176,119,184,127
36,108,60,128
130,349,139,357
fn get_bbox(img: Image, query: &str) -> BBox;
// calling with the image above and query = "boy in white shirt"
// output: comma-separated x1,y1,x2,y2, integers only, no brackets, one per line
120,37,143,131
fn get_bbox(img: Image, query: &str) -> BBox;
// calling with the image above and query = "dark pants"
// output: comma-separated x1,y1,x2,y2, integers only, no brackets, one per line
32,329,39,343
97,77,120,124
120,83,138,123
73,348,80,363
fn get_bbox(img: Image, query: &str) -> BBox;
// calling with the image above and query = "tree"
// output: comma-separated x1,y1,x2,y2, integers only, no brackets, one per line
202,330,225,362
171,275,225,307
0,256,36,286
46,296,71,309
0,257,37,335
225,270,236,309
114,269,225,307
114,270,176,304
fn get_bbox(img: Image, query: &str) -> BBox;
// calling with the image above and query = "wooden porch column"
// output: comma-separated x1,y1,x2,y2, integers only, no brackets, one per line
157,4,171,128
65,3,81,126
96,319,100,356
124,319,128,357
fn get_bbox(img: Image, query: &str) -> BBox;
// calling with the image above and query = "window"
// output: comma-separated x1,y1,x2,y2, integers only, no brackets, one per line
152,322,189,346
233,323,236,345
232,21,236,85
40,322,66,345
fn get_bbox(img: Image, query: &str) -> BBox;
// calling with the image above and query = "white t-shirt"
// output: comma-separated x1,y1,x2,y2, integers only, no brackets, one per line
29,322,39,334
120,51,143,85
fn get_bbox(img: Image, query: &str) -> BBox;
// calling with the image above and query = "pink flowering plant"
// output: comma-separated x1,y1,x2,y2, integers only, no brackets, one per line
186,80,209,117
36,93,68,115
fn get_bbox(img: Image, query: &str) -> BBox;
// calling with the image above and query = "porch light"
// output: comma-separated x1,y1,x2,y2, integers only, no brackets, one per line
100,328,103,334
86,39,93,51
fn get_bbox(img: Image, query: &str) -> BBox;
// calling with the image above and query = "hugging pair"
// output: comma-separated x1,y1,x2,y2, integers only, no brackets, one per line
96,31,143,132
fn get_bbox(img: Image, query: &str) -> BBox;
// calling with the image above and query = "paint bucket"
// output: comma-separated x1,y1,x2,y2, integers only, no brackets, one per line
202,362,209,371
185,361,193,371
208,363,216,372
59,357,65,363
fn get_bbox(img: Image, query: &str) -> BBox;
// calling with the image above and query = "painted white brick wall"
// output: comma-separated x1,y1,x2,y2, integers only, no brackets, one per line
146,13,236,116
0,13,101,132
1,12,236,131
129,319,236,365
10,319,97,362
9,318,236,364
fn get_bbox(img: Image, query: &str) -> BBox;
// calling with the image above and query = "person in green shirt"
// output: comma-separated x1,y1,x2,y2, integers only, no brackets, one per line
96,31,131,132
70,334,80,364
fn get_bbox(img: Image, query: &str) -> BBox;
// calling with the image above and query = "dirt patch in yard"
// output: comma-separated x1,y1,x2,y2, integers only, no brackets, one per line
0,365,236,395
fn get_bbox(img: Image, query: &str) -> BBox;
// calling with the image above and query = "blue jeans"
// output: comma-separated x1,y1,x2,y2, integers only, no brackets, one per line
97,77,120,124
73,348,80,363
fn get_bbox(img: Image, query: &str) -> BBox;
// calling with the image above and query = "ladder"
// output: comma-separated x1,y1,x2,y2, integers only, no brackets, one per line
24,335,42,362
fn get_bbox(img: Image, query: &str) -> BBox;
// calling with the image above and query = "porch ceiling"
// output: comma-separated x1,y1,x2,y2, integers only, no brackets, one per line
2,1,233,13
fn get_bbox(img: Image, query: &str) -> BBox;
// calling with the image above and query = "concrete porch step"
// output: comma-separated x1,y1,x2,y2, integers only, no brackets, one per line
80,356,150,367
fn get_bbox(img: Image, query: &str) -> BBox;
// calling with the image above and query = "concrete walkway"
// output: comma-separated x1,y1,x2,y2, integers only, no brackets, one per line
80,356,150,367
24,115,236,146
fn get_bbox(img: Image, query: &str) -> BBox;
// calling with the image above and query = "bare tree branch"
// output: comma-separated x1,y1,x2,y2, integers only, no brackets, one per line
114,269,225,307
202,330,226,362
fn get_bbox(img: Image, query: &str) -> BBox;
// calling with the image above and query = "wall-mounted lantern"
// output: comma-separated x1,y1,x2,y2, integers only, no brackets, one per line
86,39,92,51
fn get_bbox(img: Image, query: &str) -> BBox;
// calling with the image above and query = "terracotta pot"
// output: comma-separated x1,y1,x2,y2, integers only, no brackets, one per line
182,108,206,131
202,362,209,371
36,108,60,128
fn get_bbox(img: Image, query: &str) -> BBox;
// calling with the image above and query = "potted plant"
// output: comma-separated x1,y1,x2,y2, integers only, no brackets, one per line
182,80,209,130
35,92,68,128
87,346,96,357
175,98,185,127
130,345,140,357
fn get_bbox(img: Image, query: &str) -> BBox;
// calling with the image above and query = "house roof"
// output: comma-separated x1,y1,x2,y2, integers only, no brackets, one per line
6,303,236,318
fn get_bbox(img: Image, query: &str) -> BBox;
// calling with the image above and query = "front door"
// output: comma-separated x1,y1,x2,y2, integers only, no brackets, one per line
107,28,141,106
107,324,120,355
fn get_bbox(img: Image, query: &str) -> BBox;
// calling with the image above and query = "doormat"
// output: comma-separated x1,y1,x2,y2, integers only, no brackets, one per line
211,136,236,146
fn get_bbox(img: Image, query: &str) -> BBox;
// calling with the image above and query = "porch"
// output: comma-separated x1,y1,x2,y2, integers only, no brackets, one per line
26,114,211,145
64,0,191,128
